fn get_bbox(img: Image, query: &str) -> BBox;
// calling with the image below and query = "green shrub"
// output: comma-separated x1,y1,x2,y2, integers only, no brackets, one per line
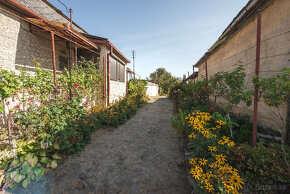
229,143,290,192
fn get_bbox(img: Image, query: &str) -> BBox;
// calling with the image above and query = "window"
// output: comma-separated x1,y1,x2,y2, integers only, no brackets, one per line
110,59,117,80
120,64,125,82
110,57,125,82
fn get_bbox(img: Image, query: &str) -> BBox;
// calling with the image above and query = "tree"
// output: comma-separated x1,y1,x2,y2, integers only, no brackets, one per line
148,68,180,95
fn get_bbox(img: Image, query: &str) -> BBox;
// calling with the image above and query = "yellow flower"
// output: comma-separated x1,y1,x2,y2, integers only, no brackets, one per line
222,136,230,142
218,140,225,145
199,158,208,166
208,146,217,152
212,134,217,138
189,158,197,166
228,141,235,147
223,181,234,193
188,133,196,139
216,125,221,128
205,183,214,193
229,174,244,190
215,154,227,164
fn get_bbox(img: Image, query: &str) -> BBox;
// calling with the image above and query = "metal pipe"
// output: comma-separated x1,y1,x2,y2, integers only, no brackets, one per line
51,32,57,95
205,57,209,105
70,9,72,28
133,50,135,79
75,46,77,66
126,69,129,93
107,53,110,105
103,56,106,107
66,25,99,50
192,66,195,83
252,10,262,147
68,9,73,100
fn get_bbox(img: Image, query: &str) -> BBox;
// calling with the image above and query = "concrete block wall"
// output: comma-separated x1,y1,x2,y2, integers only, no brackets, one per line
0,4,20,71
0,3,74,72
196,0,290,133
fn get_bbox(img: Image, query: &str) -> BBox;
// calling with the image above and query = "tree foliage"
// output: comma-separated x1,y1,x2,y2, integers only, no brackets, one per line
148,68,180,95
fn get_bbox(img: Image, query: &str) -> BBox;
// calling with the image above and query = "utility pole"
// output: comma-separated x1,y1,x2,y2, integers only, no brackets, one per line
132,50,135,79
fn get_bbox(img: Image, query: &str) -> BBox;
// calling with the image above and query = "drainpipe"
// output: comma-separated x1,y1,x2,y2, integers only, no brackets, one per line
51,32,57,96
205,54,210,105
252,10,262,147
107,52,111,106
103,56,106,107
126,69,129,93
75,46,78,66
68,9,73,100
192,66,195,83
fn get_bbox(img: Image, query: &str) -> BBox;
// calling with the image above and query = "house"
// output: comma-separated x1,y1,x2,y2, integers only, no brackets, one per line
193,0,290,132
0,0,131,106
83,34,131,104
185,72,198,83
145,82,159,97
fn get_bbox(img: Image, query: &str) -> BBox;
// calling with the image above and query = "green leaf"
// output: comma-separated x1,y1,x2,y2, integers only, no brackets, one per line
11,159,20,168
22,163,34,176
13,173,25,183
10,171,18,179
10,182,19,190
27,156,38,167
39,150,46,157
22,178,31,188
53,143,60,150
27,174,36,181
52,153,62,160
32,166,44,179
40,157,49,164
47,160,58,169
25,153,34,161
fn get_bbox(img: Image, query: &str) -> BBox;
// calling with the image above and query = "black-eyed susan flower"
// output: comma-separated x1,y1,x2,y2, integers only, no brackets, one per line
229,174,244,190
208,146,217,152
199,158,208,166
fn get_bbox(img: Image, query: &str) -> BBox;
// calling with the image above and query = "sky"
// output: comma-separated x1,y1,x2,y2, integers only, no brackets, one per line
48,0,248,79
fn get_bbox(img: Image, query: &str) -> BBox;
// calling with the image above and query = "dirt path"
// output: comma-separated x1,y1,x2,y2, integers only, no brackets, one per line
9,97,190,194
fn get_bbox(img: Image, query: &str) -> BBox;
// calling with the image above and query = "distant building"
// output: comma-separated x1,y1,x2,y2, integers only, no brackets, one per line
145,82,159,97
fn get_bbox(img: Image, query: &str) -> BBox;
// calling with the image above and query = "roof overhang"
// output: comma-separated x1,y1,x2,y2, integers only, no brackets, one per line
2,0,99,53
85,37,131,64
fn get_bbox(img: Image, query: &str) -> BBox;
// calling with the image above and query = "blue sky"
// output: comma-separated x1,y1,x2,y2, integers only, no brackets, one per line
48,0,248,79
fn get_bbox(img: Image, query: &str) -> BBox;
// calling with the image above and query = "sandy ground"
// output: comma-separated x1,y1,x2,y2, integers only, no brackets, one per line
5,97,190,194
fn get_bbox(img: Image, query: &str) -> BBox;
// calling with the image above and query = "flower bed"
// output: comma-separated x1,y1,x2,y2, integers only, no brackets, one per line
0,59,147,190
170,66,290,193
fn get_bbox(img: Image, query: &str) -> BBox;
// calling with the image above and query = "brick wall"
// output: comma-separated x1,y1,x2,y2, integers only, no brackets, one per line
196,0,290,133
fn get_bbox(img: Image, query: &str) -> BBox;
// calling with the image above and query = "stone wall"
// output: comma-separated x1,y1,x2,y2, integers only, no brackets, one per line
0,3,74,72
196,0,290,133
